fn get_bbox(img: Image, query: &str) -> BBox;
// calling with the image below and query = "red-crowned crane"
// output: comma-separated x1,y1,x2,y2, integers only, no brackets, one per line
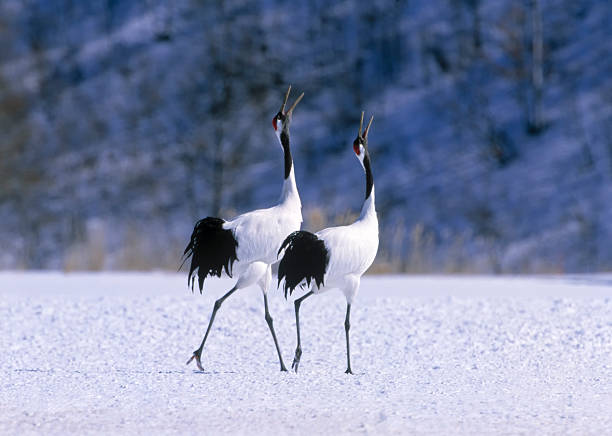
277,112,378,374
183,86,304,371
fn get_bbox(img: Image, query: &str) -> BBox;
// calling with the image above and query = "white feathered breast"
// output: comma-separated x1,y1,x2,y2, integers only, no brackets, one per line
224,203,302,266
318,217,379,280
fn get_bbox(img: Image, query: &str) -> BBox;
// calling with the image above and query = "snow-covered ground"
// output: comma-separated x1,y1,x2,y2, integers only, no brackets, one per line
1,272,611,434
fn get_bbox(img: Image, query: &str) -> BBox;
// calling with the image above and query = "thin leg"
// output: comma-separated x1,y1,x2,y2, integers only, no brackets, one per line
344,303,352,374
292,291,314,373
187,285,238,371
263,293,287,371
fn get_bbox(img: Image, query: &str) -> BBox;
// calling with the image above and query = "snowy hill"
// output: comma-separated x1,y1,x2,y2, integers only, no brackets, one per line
0,0,611,272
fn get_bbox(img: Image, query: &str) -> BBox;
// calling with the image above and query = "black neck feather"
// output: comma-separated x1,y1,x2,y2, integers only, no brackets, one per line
281,130,292,179
363,153,374,199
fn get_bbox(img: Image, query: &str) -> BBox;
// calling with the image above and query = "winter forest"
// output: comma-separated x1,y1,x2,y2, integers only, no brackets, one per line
1,0,611,273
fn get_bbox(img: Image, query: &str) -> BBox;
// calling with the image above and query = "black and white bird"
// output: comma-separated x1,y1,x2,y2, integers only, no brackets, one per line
182,86,304,371
277,112,378,374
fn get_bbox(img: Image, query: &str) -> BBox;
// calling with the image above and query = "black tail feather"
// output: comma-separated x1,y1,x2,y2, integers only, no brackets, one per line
277,231,329,298
182,217,238,293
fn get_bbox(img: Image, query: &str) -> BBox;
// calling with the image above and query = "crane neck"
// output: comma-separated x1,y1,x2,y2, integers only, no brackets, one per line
358,153,376,222
363,153,374,200
281,130,292,179
279,130,301,209
359,186,376,222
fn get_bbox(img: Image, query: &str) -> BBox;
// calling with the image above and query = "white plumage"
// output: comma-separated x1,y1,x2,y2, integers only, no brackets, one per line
224,170,302,268
315,192,378,302
184,86,304,372
277,112,378,374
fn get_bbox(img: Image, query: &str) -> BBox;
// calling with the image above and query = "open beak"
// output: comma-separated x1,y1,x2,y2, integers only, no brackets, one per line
280,85,291,113
364,115,374,138
286,92,304,116
280,85,304,116
358,111,373,139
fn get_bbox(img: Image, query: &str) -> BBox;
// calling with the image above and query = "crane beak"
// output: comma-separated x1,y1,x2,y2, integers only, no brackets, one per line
279,85,303,117
364,115,374,139
286,92,304,116
358,112,364,137
280,85,291,114
358,112,373,139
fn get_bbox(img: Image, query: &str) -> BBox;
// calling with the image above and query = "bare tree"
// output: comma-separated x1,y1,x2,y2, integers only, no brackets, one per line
527,0,544,133
183,1,277,216
491,1,547,134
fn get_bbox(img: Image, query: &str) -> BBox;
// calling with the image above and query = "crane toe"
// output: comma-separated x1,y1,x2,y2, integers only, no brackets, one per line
291,347,302,372
186,350,205,371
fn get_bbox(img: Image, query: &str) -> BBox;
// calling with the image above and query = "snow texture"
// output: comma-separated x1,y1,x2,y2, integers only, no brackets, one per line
1,272,612,434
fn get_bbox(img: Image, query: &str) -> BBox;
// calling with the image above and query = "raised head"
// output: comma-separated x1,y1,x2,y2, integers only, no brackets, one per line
272,85,304,141
353,112,373,168
273,85,304,180
352,112,374,199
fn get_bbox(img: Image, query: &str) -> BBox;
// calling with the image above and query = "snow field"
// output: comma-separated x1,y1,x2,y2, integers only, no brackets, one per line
1,273,611,434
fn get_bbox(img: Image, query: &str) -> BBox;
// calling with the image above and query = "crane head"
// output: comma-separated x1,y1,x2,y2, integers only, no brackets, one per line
273,85,304,139
353,111,373,165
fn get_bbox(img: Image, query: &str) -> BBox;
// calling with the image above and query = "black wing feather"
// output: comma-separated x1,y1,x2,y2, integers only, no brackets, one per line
181,217,238,294
277,231,329,298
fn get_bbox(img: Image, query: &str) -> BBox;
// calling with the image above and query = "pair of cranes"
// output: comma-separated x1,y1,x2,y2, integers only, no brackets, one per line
182,86,378,374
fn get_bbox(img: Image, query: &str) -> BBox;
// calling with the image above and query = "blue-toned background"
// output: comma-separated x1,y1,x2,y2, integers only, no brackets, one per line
0,0,610,272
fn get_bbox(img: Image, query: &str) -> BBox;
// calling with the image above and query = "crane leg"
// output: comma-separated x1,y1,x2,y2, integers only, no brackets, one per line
292,291,314,372
187,285,238,371
344,303,353,374
263,293,287,371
